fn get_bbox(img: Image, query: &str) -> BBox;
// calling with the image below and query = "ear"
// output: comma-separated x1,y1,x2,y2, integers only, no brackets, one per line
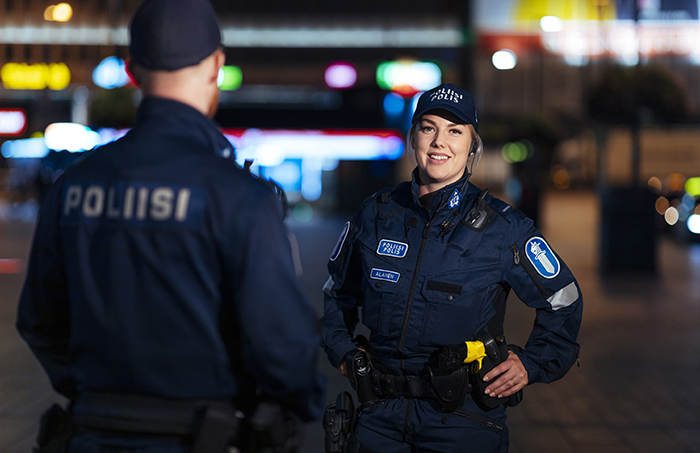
210,49,226,83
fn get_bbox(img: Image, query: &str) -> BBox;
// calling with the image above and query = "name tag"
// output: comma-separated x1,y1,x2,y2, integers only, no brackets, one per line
376,239,408,258
370,268,400,283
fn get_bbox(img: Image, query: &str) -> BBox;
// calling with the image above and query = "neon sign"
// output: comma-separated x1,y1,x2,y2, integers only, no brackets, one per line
0,109,27,136
1,62,71,90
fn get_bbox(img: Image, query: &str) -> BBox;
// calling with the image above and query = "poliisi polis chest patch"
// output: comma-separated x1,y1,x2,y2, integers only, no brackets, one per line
376,239,408,258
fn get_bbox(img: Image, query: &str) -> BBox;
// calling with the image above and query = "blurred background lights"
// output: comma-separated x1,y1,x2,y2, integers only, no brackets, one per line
492,49,517,70
647,176,662,193
551,164,571,190
217,66,242,91
44,123,100,152
383,92,405,116
665,207,679,226
0,109,27,136
93,57,129,89
292,203,314,223
44,3,73,22
540,16,564,32
1,138,49,159
324,62,357,89
655,196,670,215
1,63,71,90
684,176,700,196
376,61,441,96
501,141,532,163
687,214,700,234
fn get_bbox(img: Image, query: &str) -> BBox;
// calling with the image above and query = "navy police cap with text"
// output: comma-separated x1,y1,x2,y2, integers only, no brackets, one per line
129,0,222,71
412,83,478,132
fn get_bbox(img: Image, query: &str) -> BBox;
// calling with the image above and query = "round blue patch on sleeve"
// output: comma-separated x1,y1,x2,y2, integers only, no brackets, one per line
524,236,560,279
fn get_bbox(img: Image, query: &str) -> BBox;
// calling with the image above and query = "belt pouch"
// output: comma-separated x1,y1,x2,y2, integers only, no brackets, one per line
191,405,241,453
428,365,469,412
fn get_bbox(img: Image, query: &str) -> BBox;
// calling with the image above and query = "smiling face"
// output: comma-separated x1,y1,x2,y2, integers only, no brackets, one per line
413,113,473,196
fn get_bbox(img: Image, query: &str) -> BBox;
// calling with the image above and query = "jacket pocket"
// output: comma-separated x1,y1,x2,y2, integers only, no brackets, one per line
418,268,499,346
361,279,397,338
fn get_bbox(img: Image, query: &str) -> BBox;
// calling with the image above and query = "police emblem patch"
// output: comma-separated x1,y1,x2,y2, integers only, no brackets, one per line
330,221,350,261
524,237,560,279
370,268,400,283
448,188,461,209
377,239,408,258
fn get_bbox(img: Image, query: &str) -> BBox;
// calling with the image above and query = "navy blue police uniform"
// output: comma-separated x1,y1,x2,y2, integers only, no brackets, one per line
321,86,582,452
17,1,325,451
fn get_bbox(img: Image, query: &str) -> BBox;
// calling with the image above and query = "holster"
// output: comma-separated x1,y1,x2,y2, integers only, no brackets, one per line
34,404,73,453
470,332,523,411
323,391,356,453
345,349,378,405
427,364,470,413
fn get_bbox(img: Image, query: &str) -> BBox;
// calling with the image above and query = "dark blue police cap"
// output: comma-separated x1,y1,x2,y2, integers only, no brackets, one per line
129,0,222,71
412,83,478,132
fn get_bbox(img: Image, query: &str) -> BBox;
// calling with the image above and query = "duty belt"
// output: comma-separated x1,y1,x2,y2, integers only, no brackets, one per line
71,392,242,453
373,373,472,399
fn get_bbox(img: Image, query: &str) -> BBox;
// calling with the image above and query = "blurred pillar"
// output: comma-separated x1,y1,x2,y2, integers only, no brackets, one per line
459,0,475,93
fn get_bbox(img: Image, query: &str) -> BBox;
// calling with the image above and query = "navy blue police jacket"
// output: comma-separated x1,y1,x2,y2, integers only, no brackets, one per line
322,170,582,384
16,97,325,421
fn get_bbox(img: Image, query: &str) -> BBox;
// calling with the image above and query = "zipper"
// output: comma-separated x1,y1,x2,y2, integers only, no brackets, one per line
509,243,552,300
397,214,435,356
452,408,505,433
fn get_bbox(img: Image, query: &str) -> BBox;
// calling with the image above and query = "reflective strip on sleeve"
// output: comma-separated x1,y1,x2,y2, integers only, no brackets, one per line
547,282,579,311
323,276,335,296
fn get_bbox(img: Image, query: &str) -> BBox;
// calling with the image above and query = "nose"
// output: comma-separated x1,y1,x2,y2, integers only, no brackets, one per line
431,129,447,148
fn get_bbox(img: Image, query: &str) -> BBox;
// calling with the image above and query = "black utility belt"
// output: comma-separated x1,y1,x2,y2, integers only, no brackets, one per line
373,372,471,401
71,392,241,437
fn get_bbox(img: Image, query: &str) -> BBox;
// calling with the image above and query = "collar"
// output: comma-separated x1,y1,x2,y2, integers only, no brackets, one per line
135,97,235,160
409,167,478,214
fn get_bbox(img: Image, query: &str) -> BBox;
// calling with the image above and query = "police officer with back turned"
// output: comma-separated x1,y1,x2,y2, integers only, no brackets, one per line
16,0,326,451
322,83,582,452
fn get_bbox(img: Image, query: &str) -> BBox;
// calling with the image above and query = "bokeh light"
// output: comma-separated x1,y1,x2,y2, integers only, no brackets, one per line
665,206,679,226
1,63,71,90
685,176,700,197
325,62,357,89
376,61,441,96
655,196,670,215
218,66,242,91
551,165,571,190
492,49,517,70
647,176,662,193
93,57,129,89
688,214,700,234
540,16,564,32
53,3,73,22
293,203,314,223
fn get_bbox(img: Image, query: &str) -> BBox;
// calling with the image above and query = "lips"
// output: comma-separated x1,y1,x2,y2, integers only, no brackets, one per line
428,153,449,161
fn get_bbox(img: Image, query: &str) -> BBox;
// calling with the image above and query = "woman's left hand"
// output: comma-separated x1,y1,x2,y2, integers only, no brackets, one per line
482,350,528,398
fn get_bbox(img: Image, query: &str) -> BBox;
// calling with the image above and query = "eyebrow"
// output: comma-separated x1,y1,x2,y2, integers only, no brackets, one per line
420,118,465,128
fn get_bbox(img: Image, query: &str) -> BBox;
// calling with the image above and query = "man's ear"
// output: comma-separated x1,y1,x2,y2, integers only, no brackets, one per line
210,49,226,83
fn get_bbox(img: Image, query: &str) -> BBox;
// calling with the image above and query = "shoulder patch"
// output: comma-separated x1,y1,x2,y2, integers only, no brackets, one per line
377,239,408,258
330,221,351,261
525,236,560,279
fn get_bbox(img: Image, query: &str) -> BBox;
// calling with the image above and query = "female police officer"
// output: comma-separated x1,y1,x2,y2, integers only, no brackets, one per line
321,83,582,452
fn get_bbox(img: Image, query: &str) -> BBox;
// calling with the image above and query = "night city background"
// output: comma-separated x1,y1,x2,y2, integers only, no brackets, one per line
1,1,700,452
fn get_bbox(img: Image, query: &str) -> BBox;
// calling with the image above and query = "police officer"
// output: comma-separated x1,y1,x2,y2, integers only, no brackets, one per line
16,0,325,451
321,83,582,452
